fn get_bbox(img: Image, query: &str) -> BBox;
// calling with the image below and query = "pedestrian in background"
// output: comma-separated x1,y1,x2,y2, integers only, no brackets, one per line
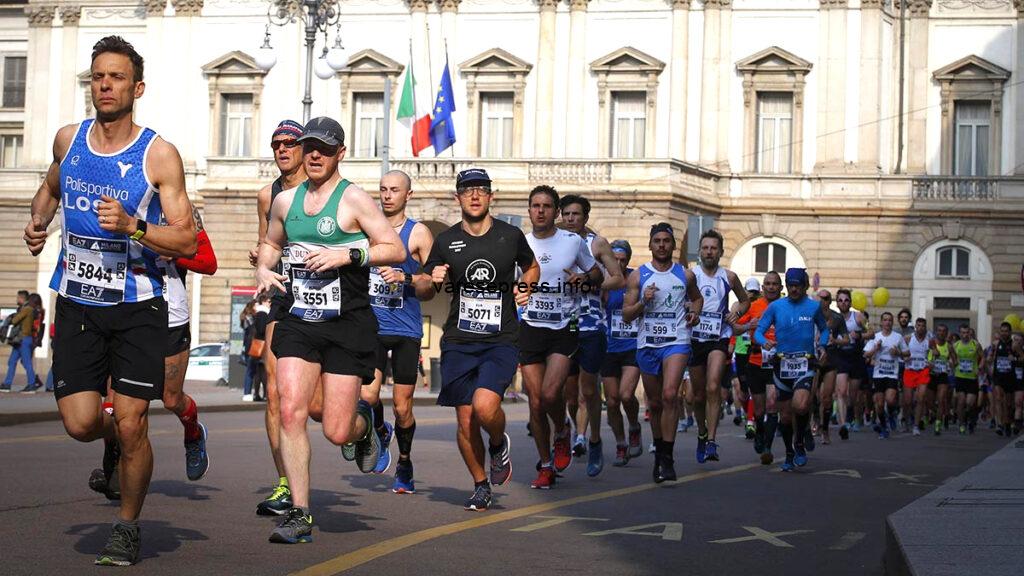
2,290,37,393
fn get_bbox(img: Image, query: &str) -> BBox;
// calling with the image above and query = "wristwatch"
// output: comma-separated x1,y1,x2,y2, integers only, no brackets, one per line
402,271,412,285
130,219,147,241
349,248,362,267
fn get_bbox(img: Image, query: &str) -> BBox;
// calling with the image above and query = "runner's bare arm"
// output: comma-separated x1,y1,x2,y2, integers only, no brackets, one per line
592,236,624,291
515,258,541,307
25,125,77,256
410,222,436,301
621,269,643,324
251,183,273,267
725,270,750,324
255,189,289,295
685,269,704,327
129,138,196,258
352,185,406,266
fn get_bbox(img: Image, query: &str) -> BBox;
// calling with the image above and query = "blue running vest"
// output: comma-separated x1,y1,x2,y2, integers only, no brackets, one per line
369,219,423,338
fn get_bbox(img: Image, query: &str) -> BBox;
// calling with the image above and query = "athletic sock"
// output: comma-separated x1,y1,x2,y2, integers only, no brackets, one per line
780,422,794,455
373,401,385,434
396,422,417,459
113,518,139,531
755,418,765,442
179,396,202,441
663,440,674,458
746,398,755,422
764,413,779,451
794,412,810,446
474,479,490,489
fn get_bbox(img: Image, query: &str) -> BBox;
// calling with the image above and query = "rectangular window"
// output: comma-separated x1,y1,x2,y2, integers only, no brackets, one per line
611,91,646,159
954,101,990,176
933,297,971,311
354,93,384,158
481,92,514,159
0,133,22,167
2,56,26,108
219,94,253,157
756,92,793,174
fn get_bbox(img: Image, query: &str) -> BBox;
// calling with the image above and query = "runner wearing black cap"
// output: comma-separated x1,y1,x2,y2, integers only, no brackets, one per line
256,116,406,543
602,240,644,465
424,168,538,510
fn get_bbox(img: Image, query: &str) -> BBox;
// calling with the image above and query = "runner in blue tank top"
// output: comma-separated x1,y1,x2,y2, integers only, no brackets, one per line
361,169,436,493
24,37,197,567
601,240,643,466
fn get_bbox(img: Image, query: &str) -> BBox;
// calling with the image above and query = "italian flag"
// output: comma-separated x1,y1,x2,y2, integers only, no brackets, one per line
397,58,432,157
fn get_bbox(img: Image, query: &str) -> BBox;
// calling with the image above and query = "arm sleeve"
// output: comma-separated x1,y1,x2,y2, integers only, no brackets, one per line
754,304,773,346
515,231,536,270
176,229,218,275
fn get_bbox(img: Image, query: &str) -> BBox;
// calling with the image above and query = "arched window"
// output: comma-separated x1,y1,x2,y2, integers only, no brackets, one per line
936,246,970,279
754,242,787,274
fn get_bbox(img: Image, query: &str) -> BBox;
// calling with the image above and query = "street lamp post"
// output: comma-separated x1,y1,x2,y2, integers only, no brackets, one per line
255,0,347,122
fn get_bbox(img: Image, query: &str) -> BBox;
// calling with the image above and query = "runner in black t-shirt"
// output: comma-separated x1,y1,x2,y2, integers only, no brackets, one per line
424,168,539,512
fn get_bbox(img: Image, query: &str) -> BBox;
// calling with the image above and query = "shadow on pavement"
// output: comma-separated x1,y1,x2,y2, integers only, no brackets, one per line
341,472,396,494
66,521,208,560
148,480,222,501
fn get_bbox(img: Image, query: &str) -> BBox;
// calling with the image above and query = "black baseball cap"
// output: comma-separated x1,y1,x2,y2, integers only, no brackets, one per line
297,116,345,147
650,222,675,239
456,168,492,189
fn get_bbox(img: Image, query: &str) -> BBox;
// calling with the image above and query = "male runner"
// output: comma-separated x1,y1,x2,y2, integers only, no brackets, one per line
988,322,1017,436
816,290,848,445
256,116,406,543
251,119,309,516
24,36,198,565
1010,332,1023,434
903,318,936,436
424,168,537,510
622,223,702,483
520,186,599,488
864,312,910,439
927,323,953,435
835,289,868,439
361,169,435,492
953,323,983,434
559,194,624,475
689,229,750,463
732,277,760,437
736,271,783,464
602,240,643,466
754,269,829,471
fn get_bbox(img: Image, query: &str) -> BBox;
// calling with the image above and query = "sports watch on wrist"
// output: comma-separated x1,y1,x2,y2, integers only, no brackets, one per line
130,219,147,241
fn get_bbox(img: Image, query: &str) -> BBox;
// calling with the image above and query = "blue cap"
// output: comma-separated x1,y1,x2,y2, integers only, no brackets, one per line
785,267,809,286
456,168,491,189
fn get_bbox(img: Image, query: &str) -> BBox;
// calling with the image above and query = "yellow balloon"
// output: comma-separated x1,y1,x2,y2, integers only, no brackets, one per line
1005,314,1021,330
873,287,890,307
851,291,868,311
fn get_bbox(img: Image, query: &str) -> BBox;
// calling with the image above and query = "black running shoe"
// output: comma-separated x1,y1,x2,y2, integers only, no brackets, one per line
353,401,381,473
464,484,492,512
659,455,678,482
839,425,850,441
269,508,313,544
89,440,122,500
95,523,140,566
652,454,662,483
256,484,293,516
488,433,512,486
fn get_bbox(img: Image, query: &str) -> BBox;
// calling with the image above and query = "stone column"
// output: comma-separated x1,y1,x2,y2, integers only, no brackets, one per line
716,0,732,172
144,1,167,128
857,0,883,172
438,0,459,63
171,0,203,166
815,0,848,171
24,4,54,167
58,6,81,126
535,0,557,157
906,0,931,173
699,0,721,167
668,0,690,161
564,0,588,157
1014,0,1024,174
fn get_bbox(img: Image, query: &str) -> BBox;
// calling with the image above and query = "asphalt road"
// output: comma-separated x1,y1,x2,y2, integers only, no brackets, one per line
0,403,1006,575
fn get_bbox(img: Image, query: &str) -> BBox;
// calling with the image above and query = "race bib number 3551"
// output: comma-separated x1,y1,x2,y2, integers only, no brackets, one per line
289,266,342,322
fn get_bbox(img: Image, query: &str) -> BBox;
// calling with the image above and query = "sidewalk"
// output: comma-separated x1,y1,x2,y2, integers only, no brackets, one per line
884,437,1024,576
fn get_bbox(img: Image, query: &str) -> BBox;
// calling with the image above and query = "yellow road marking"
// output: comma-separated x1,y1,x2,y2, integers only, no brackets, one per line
292,463,760,576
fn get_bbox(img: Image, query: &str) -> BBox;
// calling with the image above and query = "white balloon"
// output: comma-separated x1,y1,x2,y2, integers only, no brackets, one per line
326,47,347,71
314,57,335,80
255,47,277,72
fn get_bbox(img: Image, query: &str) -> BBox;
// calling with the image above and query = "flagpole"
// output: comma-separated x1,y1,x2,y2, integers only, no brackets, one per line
444,38,455,159
382,75,391,176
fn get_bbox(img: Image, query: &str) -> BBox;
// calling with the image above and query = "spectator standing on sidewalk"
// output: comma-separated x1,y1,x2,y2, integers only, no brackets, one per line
2,290,37,392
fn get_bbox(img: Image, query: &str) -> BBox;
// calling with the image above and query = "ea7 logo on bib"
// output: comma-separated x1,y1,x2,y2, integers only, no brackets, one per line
316,217,337,237
466,259,496,283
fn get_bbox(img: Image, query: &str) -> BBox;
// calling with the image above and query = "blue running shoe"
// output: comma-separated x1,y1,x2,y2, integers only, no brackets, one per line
373,421,394,474
881,427,890,440
780,456,795,472
705,440,720,461
185,423,210,481
851,422,862,433
793,444,808,467
392,460,415,494
696,433,708,464
587,441,604,477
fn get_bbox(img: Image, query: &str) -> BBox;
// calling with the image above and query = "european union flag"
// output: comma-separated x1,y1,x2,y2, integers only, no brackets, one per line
429,62,456,155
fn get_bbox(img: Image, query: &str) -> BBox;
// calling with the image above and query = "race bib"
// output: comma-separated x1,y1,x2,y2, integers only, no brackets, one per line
761,346,775,368
369,267,404,309
642,312,677,346
908,356,927,371
995,356,1012,373
876,357,898,379
958,359,974,374
779,355,809,380
931,360,948,374
289,266,341,322
459,288,502,334
63,233,128,304
525,293,566,324
578,294,591,317
610,310,638,340
692,311,723,342
1016,367,1023,380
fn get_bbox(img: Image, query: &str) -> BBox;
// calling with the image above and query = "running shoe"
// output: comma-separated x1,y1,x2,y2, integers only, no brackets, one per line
613,445,628,467
652,455,662,482
353,401,381,473
572,435,587,457
586,441,604,477
257,483,293,516
648,442,657,454
89,440,121,500
780,455,795,472
552,431,573,473
696,433,709,464
934,419,942,436
705,440,720,461
95,523,140,566
269,508,313,544
793,444,808,467
393,460,415,494
341,442,356,461
373,421,394,474
531,466,556,489
489,433,512,486
658,455,677,482
839,424,849,441
912,426,921,436
803,428,816,452
851,421,862,433
760,452,774,466
185,422,210,481
732,414,742,426
881,427,890,440
627,426,643,458
745,422,756,439
464,484,492,511
676,420,687,433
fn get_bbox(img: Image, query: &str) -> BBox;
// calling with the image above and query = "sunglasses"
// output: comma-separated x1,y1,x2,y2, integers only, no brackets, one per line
457,187,491,197
302,141,340,156
271,139,299,151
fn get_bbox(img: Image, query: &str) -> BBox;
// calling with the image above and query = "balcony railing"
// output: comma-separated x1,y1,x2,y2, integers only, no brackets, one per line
912,177,999,201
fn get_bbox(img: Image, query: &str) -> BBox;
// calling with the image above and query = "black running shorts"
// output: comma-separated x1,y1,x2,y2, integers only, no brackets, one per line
689,338,730,367
167,323,192,357
270,310,377,383
518,321,578,366
376,334,421,385
600,349,638,378
52,296,167,402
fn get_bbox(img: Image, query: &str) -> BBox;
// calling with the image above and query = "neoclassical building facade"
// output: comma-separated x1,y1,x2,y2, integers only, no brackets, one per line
1,0,1022,362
